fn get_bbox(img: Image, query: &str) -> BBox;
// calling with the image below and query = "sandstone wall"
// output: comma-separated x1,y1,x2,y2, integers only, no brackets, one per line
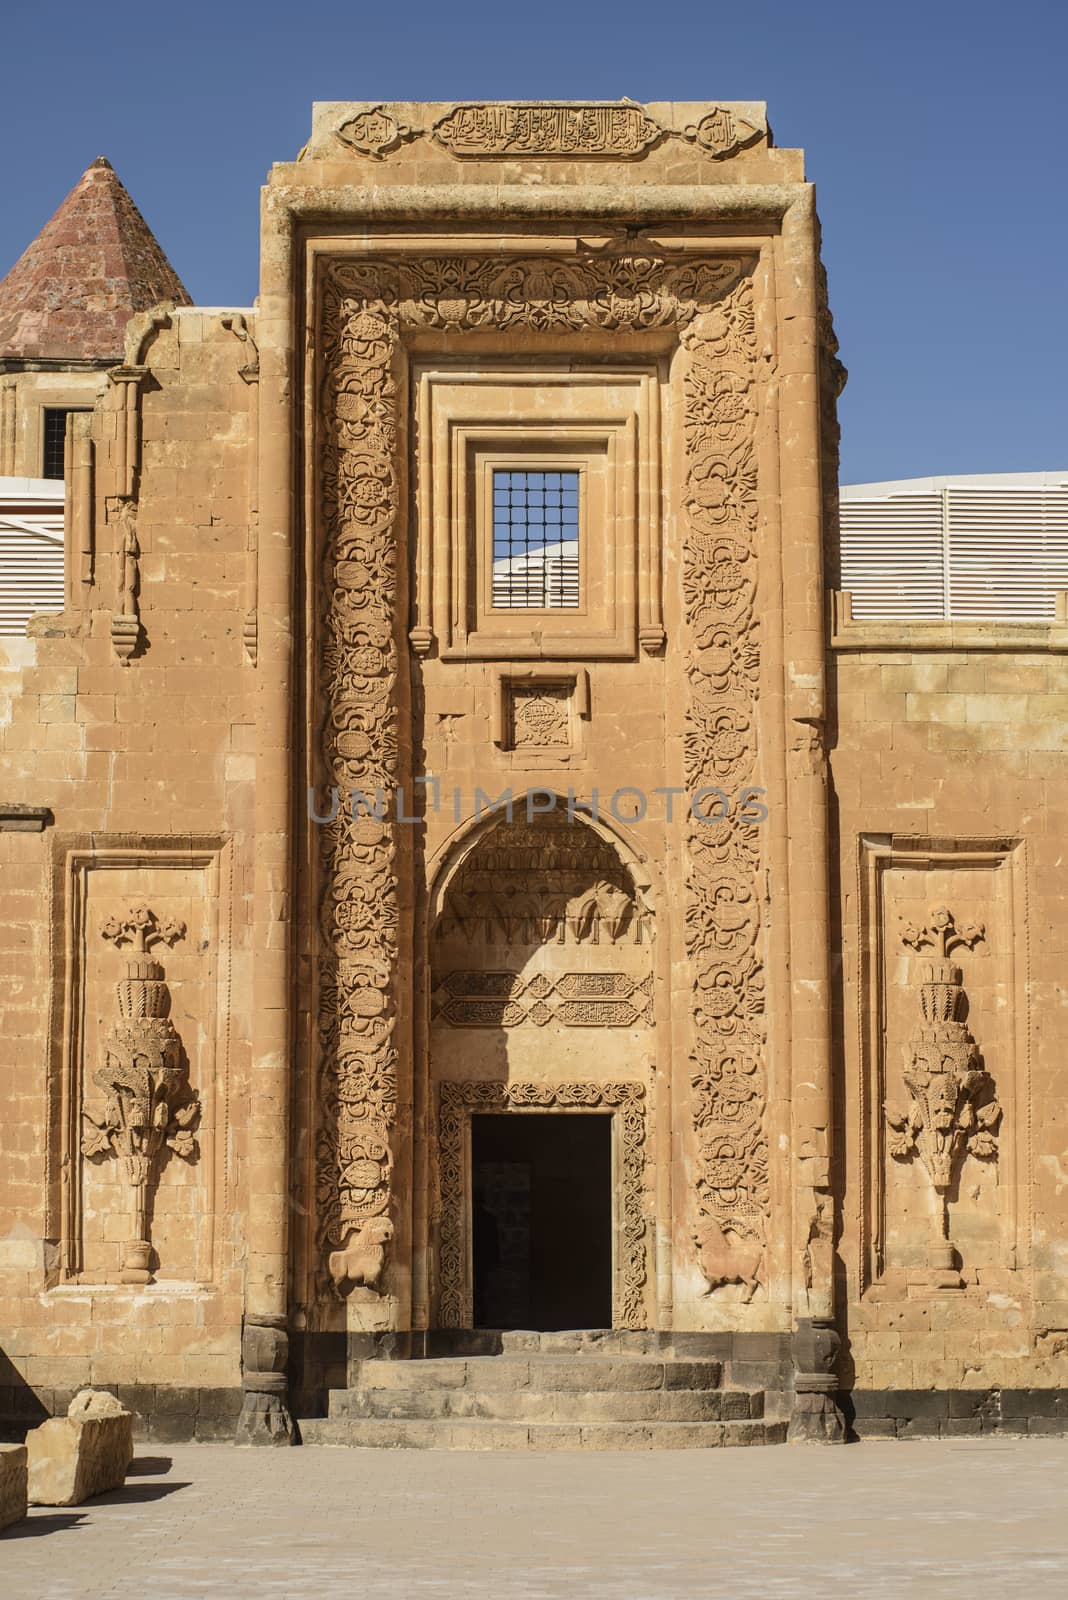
0,308,256,1437
831,634,1068,1427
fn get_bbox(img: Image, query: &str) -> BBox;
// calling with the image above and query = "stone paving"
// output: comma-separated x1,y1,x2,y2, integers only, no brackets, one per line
2,1439,1067,1599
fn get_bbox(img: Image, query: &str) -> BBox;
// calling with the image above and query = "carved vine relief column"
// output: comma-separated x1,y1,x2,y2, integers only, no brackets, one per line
680,276,772,1306
315,277,404,1307
313,251,771,1328
886,906,1000,1289
81,905,200,1284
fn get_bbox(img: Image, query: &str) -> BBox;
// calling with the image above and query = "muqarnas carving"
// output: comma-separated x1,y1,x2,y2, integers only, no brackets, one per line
885,906,1000,1287
81,904,200,1284
435,815,650,947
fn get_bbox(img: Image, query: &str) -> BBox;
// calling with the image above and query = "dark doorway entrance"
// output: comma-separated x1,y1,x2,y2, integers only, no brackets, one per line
471,1113,612,1330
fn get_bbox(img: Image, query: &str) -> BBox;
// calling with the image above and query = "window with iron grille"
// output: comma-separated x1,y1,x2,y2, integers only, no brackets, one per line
491,470,580,608
41,409,78,480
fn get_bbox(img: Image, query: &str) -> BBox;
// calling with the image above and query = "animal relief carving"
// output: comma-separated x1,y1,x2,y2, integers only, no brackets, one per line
692,1216,763,1303
327,1216,395,1294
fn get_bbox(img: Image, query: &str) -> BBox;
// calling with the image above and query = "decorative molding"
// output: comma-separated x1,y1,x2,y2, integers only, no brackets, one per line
219,313,260,665
413,370,661,661
680,274,769,1297
335,105,419,158
433,969,654,1028
885,907,1000,1288
432,102,665,159
829,588,1068,654
314,278,402,1282
219,313,260,384
437,1079,648,1328
81,905,200,1285
683,107,764,160
109,498,141,664
492,668,590,750
314,249,751,1295
511,682,570,750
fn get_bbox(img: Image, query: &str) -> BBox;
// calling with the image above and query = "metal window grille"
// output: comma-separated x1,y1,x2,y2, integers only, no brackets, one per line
41,409,74,481
491,470,580,608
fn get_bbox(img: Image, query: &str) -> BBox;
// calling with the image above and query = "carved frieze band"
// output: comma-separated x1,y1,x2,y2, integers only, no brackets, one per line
433,969,654,1028
333,102,766,162
437,1080,648,1329
314,250,754,1288
681,275,770,1291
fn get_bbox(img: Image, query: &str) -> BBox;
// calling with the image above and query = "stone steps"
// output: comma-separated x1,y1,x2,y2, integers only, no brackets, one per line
300,1346,784,1448
301,1417,787,1451
329,1386,763,1423
345,1355,726,1394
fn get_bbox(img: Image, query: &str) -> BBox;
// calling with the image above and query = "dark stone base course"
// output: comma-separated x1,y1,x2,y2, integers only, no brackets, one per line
8,1374,1067,1444
844,1389,1068,1439
0,1384,242,1444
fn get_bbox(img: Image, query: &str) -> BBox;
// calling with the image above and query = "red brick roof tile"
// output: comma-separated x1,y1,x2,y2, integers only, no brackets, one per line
0,157,191,362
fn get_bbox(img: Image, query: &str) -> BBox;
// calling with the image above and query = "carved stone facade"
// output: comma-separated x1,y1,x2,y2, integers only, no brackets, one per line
0,100,1065,1448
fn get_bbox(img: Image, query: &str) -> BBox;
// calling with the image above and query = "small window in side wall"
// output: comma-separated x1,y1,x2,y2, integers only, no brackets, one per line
42,409,77,480
491,470,580,609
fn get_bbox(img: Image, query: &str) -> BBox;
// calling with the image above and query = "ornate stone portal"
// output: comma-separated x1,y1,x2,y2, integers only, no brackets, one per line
309,254,776,1343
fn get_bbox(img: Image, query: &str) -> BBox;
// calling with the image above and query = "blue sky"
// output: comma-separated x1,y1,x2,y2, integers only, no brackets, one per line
2,0,1064,483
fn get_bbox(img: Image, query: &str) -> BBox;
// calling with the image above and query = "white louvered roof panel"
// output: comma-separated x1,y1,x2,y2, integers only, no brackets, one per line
839,473,1068,621
0,477,65,636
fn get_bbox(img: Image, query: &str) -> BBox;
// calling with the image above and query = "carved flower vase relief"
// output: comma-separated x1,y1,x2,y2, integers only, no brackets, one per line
81,904,200,1285
885,907,1001,1288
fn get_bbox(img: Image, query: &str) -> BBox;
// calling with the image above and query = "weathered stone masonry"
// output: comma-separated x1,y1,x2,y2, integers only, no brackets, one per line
1,101,1066,1446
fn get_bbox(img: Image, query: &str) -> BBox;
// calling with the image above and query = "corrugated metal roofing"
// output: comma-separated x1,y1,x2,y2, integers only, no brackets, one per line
0,479,65,635
838,473,1068,620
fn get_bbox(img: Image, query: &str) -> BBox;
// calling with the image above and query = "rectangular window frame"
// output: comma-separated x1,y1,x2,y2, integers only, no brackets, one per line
490,466,582,612
411,364,663,662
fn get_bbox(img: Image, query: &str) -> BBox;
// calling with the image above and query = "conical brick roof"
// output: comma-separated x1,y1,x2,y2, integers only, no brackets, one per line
0,157,191,363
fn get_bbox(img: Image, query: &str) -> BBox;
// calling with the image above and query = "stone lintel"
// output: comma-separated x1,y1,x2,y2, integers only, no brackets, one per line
0,803,54,832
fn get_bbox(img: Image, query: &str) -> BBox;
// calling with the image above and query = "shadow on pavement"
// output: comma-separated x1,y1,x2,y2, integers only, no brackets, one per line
90,1480,191,1505
127,1454,173,1476
3,1513,86,1539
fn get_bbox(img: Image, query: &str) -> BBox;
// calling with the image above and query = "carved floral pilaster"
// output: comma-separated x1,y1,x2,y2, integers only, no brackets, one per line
681,277,769,1299
886,907,1000,1287
81,905,200,1284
